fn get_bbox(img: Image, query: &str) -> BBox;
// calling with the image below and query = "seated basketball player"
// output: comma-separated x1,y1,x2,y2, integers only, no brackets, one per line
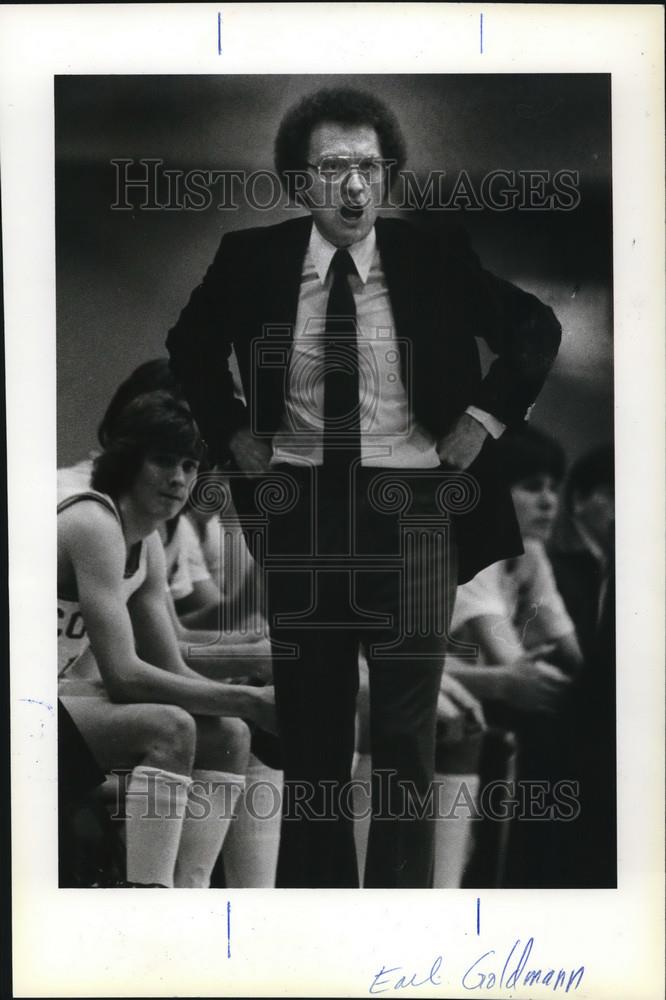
59,356,271,680
58,390,276,887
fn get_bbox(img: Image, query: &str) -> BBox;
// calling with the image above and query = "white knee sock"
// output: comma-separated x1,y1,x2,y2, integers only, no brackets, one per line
223,755,283,888
125,765,192,887
174,770,246,888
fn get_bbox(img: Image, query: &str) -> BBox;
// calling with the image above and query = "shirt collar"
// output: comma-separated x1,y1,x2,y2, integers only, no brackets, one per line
308,223,376,285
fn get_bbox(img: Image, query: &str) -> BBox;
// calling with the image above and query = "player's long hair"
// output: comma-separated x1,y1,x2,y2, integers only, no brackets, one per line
97,357,182,449
91,390,205,498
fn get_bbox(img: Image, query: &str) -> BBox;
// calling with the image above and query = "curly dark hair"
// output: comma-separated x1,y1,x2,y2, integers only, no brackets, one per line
274,87,407,201
92,390,205,498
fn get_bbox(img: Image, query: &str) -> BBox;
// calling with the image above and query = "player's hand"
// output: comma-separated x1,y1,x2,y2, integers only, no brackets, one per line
249,684,278,735
229,426,273,474
238,641,273,685
440,671,486,731
182,636,272,685
502,655,571,714
436,691,467,745
437,412,488,470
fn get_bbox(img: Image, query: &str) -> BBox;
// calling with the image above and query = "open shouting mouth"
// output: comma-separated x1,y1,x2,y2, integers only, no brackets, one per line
340,205,365,222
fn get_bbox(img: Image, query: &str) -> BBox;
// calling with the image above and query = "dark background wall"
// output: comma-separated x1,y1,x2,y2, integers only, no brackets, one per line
55,74,612,467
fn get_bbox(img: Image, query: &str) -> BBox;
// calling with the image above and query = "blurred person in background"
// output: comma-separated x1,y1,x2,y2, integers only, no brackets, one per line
445,427,580,716
444,426,582,887
548,444,616,887
549,445,615,662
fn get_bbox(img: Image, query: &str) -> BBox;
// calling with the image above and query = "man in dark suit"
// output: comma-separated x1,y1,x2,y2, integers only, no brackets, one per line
167,87,561,888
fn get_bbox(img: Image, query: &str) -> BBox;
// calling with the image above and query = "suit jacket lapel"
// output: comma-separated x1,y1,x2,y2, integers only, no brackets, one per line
375,216,441,394
375,216,417,352
262,215,313,333
252,216,312,434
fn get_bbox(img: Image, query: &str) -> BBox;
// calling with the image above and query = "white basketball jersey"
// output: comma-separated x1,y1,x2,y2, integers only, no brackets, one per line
57,491,147,680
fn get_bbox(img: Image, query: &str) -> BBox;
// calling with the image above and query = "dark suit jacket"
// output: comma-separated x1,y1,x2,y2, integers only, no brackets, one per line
166,215,561,582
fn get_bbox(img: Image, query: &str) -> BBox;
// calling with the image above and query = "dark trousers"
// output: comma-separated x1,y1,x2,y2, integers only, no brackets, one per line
234,465,458,888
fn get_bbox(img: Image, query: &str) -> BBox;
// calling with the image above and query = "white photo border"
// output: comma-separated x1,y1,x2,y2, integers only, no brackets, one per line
2,4,664,998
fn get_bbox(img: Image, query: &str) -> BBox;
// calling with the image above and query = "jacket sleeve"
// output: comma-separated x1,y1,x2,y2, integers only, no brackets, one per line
166,232,248,465
448,233,562,428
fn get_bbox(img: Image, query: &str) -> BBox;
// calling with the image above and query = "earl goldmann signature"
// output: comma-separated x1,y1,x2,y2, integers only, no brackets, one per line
369,937,585,993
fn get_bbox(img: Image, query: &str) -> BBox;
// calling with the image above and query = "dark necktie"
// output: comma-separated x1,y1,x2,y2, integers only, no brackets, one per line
323,248,361,470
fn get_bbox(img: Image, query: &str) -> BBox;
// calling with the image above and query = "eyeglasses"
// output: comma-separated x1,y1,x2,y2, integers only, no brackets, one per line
306,156,387,184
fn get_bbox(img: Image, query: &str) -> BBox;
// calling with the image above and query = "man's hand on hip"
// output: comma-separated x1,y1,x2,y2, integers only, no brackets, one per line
229,426,273,474
437,412,488,470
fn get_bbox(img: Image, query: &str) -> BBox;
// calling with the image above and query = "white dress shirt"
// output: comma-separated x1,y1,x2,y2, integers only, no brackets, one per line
270,224,504,468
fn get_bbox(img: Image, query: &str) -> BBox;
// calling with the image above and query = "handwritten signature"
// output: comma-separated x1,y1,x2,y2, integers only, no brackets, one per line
369,956,442,994
369,938,585,993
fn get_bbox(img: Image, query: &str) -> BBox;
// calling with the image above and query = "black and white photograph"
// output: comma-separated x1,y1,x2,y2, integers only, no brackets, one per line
4,5,663,998
55,71,615,893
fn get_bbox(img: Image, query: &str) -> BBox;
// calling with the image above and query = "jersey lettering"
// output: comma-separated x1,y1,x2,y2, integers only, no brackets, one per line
64,610,86,640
